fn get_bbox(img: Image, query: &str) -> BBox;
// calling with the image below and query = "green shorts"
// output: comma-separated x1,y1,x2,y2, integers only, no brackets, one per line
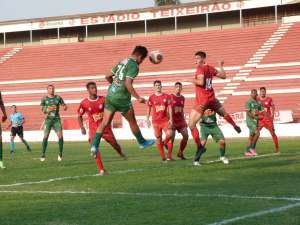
246,119,258,136
44,118,62,133
200,124,224,143
105,95,132,115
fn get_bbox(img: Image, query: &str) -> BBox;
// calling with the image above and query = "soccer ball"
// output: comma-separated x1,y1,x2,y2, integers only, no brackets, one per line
149,50,163,64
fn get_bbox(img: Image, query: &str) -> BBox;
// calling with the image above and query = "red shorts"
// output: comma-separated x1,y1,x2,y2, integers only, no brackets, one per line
153,121,171,138
193,97,222,113
173,120,187,132
89,125,117,145
258,119,275,132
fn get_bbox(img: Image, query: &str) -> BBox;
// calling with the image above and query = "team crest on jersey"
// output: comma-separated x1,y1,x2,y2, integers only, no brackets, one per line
99,104,103,109
163,99,167,103
88,107,92,111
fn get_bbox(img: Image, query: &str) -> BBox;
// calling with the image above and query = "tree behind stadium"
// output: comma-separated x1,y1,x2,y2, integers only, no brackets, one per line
155,0,181,6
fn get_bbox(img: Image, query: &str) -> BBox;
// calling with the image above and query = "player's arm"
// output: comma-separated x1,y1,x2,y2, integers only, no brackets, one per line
6,120,12,129
0,92,7,122
41,97,48,115
105,73,114,84
60,97,67,111
145,104,152,128
125,78,145,103
270,99,275,119
167,98,173,126
215,61,226,79
77,104,86,135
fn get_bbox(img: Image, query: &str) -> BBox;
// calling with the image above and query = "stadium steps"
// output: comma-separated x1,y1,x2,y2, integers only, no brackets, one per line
0,47,22,64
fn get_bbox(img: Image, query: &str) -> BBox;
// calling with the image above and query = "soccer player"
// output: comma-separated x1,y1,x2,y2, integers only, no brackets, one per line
170,82,189,160
78,82,127,175
40,85,67,162
245,89,265,156
258,87,279,152
91,46,155,155
7,105,31,155
187,51,241,160
146,80,173,161
193,109,229,166
0,92,7,169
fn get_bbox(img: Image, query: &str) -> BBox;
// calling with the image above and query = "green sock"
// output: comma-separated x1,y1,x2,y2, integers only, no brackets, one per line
92,133,102,149
58,138,64,157
0,141,2,161
42,138,48,156
133,131,146,145
220,148,225,157
251,140,257,149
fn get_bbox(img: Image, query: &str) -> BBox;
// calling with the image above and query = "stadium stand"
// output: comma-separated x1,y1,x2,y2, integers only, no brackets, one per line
0,20,299,131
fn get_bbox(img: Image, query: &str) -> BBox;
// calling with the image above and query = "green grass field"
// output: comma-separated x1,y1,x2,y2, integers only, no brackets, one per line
0,138,299,225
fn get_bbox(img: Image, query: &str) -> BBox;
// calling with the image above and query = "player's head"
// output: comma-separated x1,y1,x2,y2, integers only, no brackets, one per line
153,80,162,93
251,89,258,99
132,45,148,65
175,82,182,95
259,87,266,98
47,85,55,95
195,51,206,65
11,105,17,113
86,82,97,96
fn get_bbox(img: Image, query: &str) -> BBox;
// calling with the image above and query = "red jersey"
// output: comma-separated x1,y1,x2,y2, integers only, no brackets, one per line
258,96,274,119
195,64,218,102
147,93,171,123
170,94,185,124
77,96,105,128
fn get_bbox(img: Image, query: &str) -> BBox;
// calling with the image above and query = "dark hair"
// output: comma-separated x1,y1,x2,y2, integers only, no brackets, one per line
132,45,148,59
153,80,161,86
11,105,16,108
195,51,206,58
251,89,257,93
260,87,266,91
175,82,182,86
86,81,97,89
47,84,54,88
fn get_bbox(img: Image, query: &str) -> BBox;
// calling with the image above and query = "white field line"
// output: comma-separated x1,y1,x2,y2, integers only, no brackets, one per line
206,201,300,225
0,190,299,202
0,153,283,188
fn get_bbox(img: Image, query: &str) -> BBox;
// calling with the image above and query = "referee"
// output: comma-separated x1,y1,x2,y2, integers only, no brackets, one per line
7,105,31,155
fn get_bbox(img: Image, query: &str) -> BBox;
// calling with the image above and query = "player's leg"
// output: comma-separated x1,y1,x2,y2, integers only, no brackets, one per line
122,107,154,149
89,129,105,174
154,124,166,161
0,124,5,169
212,126,228,164
103,127,127,159
215,102,241,133
18,126,31,151
193,125,208,165
54,119,64,161
41,119,51,161
163,125,174,161
10,128,16,154
245,122,259,156
188,108,204,148
177,127,189,160
91,108,115,154
266,122,279,152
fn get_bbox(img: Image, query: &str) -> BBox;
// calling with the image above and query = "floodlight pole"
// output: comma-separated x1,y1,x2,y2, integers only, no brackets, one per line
85,25,88,40
275,5,278,24
30,30,33,44
175,16,177,33
57,28,60,40
144,20,148,36
3,32,6,47
114,23,117,37
206,13,209,30
240,8,243,27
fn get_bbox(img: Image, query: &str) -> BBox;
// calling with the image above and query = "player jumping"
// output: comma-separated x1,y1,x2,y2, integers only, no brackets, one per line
78,82,127,175
146,80,173,161
7,105,31,156
170,82,189,160
245,89,265,156
0,92,7,169
40,85,67,162
188,51,241,160
258,87,279,152
193,109,229,166
91,46,155,155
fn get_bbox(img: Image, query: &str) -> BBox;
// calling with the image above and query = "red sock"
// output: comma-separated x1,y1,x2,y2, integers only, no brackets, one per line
191,127,201,146
179,138,188,154
224,114,238,128
167,142,173,159
272,134,279,150
95,151,104,172
157,141,166,160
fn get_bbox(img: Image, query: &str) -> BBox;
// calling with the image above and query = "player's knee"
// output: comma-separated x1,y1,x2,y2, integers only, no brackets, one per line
219,139,226,147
